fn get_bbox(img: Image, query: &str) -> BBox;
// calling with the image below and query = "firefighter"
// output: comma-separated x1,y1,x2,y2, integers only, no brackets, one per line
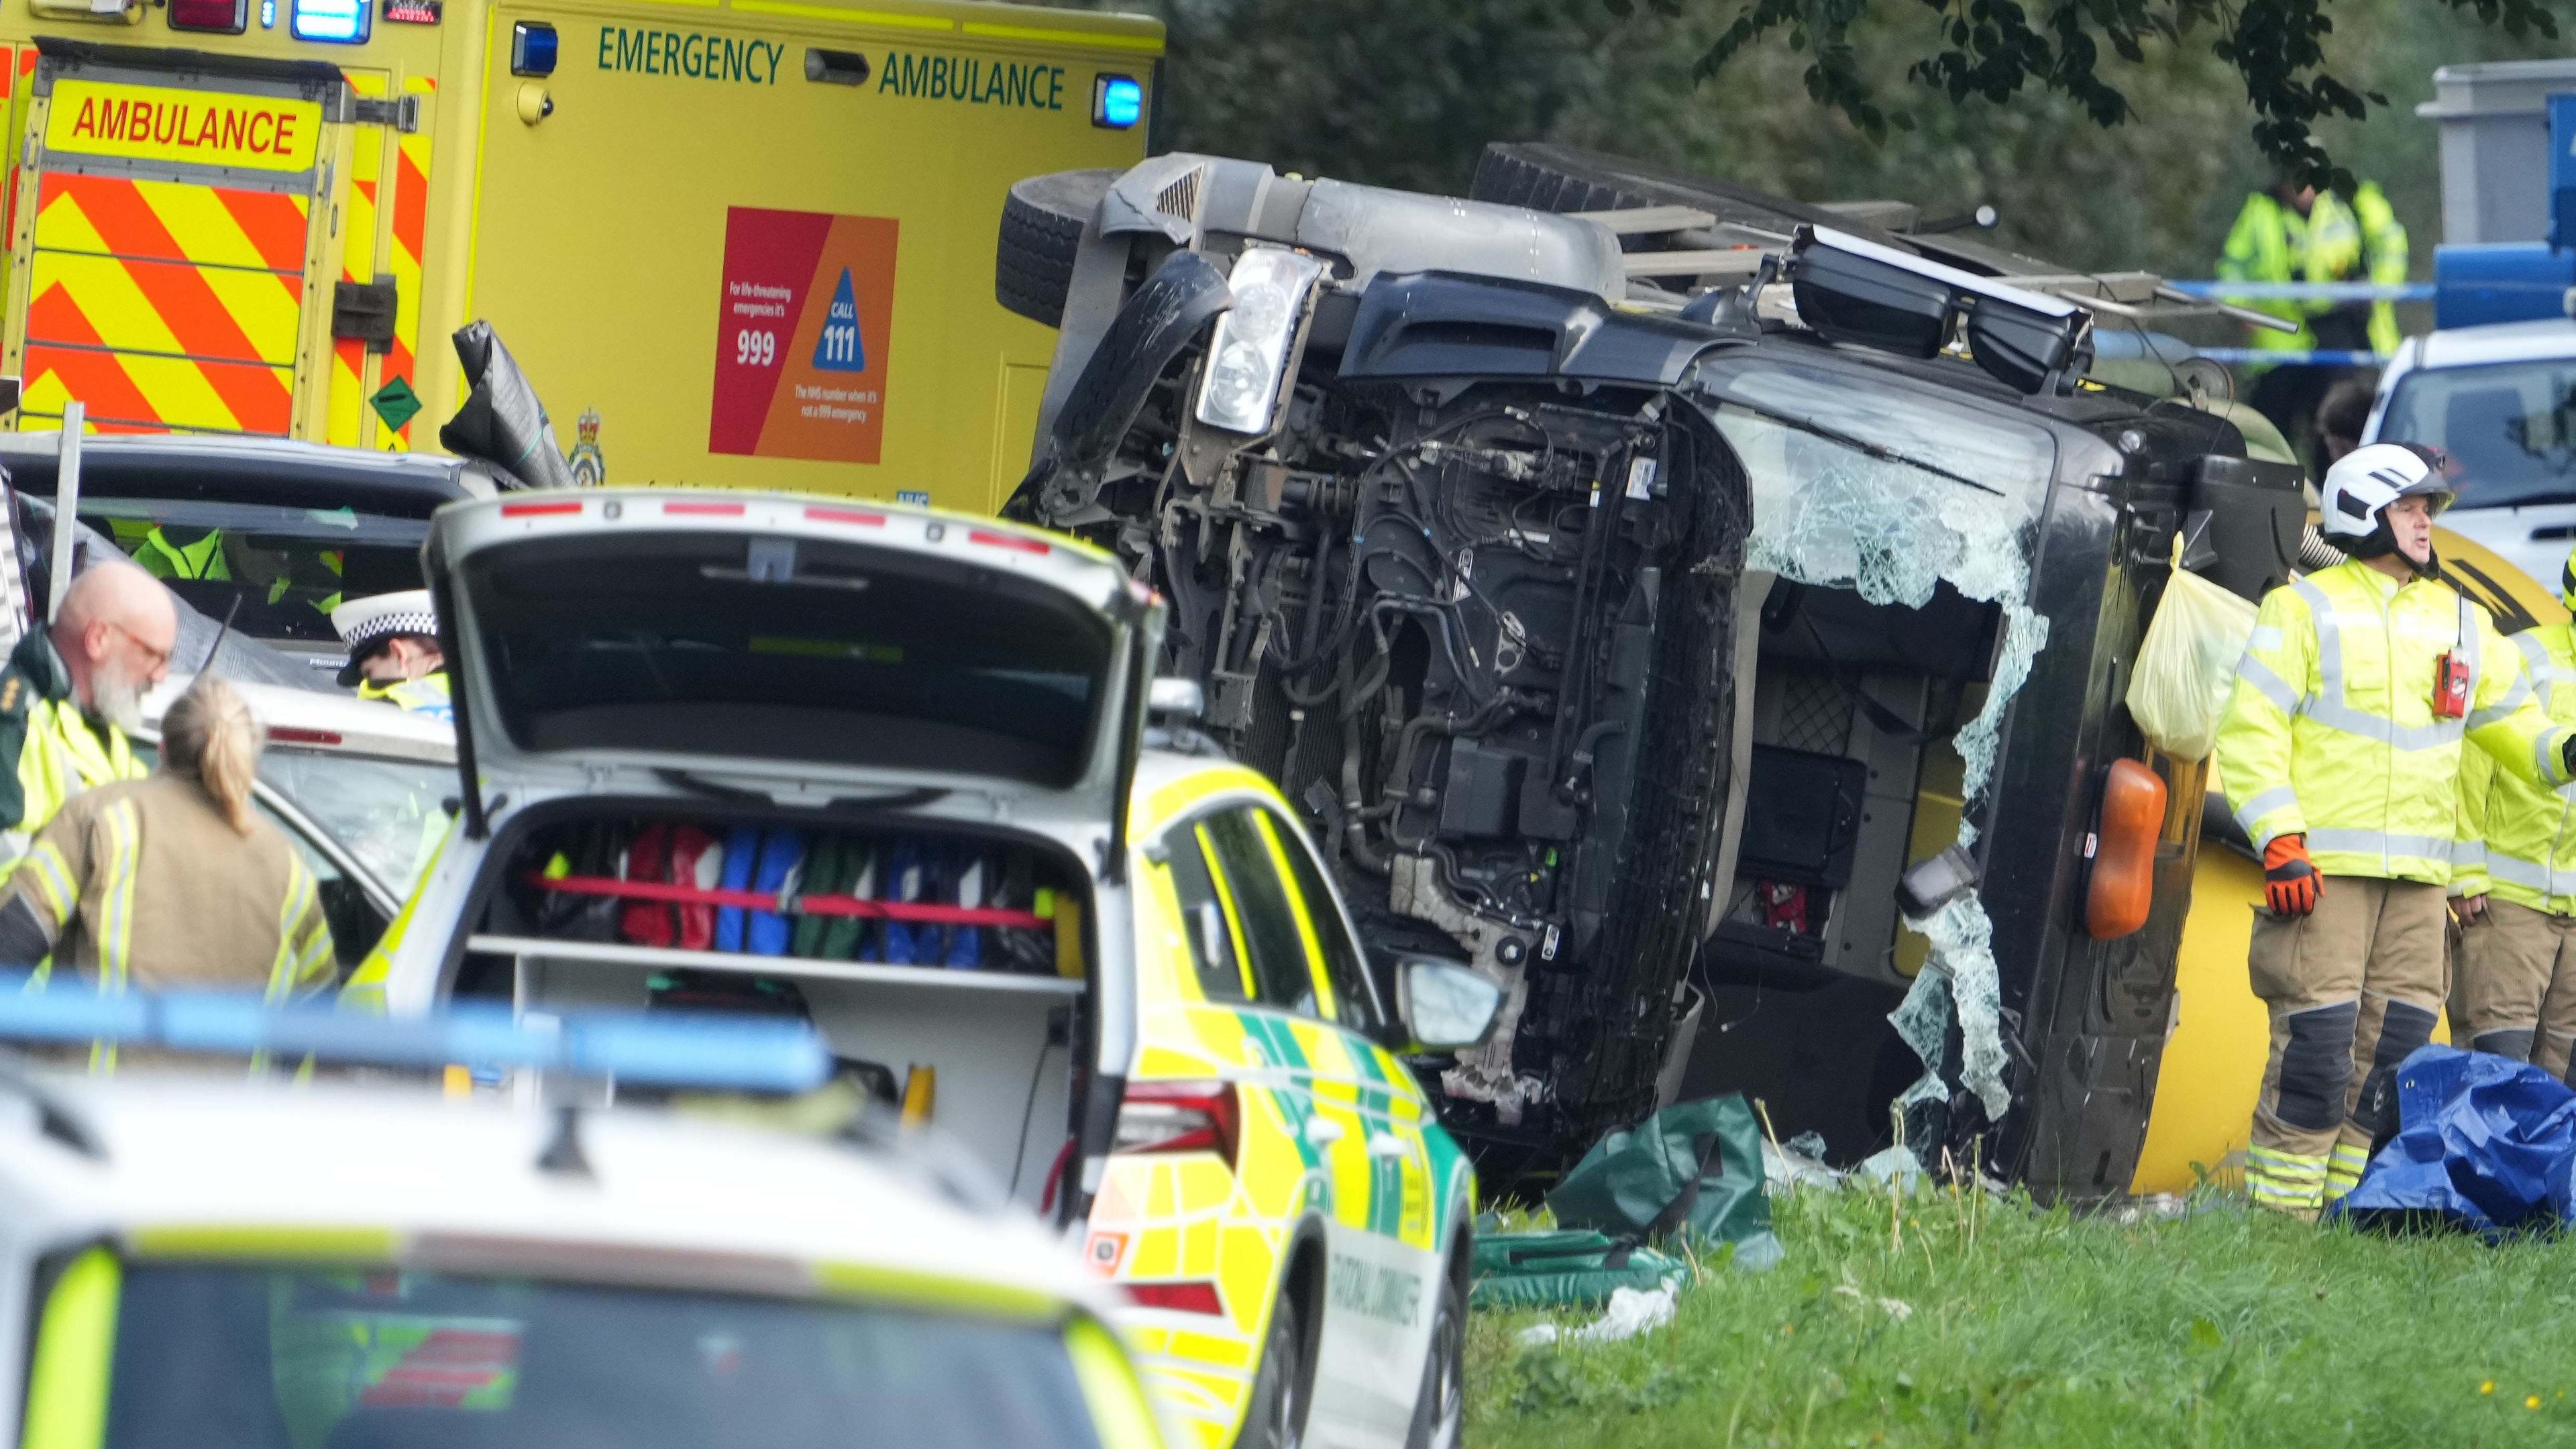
331,590,451,720
2218,442,2576,1216
2217,174,2408,443
2450,556,2576,1079
0,675,333,1034
0,561,170,879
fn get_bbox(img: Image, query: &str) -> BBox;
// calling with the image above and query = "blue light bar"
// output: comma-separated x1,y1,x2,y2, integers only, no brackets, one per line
1093,74,1142,130
289,0,370,44
0,978,833,1094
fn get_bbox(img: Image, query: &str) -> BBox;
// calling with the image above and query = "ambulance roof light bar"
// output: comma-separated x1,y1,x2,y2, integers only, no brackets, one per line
289,0,369,44
0,977,837,1095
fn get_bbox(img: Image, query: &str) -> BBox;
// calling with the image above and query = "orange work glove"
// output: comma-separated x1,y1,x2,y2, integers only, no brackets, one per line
2263,834,2321,917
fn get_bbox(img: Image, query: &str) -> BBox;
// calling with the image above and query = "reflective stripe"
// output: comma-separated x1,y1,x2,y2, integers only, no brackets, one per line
2540,728,2567,788
2249,625,2284,653
2237,656,2303,715
94,798,138,993
2235,786,2300,842
2305,827,2459,863
2515,633,2559,710
2485,852,2576,901
2286,578,2473,749
19,841,74,926
2469,673,2532,730
2455,841,2490,869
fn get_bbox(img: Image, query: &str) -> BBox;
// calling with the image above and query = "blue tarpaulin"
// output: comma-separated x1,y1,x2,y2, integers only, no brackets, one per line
2329,1046,2576,1236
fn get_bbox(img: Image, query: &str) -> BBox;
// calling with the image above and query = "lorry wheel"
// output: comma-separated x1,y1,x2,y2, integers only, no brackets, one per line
997,169,1115,327
1238,1295,1306,1449
1404,1263,1465,1449
1468,145,1656,216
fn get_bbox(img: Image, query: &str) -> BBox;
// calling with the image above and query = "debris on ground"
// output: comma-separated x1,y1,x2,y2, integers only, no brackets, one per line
1471,1231,1688,1310
1514,1281,1683,1348
2332,1045,2576,1237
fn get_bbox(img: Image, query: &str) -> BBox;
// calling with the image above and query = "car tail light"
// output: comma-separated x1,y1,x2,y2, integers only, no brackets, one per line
805,506,887,527
500,500,582,519
1113,1081,1237,1165
267,728,343,747
1124,1280,1224,1315
968,528,1049,556
2084,758,2166,938
663,500,745,517
168,0,246,33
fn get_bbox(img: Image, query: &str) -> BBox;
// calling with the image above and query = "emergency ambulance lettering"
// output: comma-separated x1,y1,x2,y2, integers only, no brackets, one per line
63,95,299,156
596,26,783,84
875,50,1064,109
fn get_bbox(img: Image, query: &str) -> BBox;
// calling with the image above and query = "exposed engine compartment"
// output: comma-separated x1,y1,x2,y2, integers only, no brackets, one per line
1016,299,1750,1167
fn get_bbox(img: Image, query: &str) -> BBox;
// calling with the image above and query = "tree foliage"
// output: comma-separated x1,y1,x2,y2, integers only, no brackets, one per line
1638,0,2558,184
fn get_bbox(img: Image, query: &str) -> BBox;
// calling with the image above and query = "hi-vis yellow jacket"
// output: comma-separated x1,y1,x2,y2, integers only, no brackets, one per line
2218,559,2575,883
2457,623,2576,912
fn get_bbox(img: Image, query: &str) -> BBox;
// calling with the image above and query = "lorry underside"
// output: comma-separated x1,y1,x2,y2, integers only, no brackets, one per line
1021,356,1750,1172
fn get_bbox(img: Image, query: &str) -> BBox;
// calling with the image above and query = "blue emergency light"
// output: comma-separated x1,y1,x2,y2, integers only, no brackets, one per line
1093,74,1142,130
512,21,559,78
0,978,834,1095
289,0,369,43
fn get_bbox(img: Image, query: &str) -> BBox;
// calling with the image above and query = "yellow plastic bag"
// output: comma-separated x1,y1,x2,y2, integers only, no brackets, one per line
2127,570,2260,761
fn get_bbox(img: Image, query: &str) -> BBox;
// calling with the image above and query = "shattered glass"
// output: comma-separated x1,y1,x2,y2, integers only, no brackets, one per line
1699,355,2057,1121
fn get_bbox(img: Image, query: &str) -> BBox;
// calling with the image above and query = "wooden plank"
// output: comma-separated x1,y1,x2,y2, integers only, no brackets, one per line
1622,248,1772,279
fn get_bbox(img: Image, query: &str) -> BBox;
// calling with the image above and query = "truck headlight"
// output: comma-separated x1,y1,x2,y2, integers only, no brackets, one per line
1194,248,1325,435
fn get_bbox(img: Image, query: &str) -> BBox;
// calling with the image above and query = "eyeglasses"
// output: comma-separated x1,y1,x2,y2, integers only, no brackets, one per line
107,622,173,672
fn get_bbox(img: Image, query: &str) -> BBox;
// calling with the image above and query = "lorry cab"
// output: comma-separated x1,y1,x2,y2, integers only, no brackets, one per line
0,0,1158,511
1002,145,2312,1202
349,490,1497,1449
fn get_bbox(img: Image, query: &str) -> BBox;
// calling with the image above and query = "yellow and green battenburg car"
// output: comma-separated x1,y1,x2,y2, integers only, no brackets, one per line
344,490,1501,1449
0,1067,1167,1449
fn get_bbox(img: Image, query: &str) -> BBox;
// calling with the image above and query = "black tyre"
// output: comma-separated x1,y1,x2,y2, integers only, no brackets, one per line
1470,143,1657,215
1405,1260,1466,1449
1238,1294,1307,1449
997,169,1115,327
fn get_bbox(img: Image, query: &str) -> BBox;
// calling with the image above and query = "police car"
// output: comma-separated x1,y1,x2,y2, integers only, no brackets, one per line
0,994,1167,1449
343,492,1501,1449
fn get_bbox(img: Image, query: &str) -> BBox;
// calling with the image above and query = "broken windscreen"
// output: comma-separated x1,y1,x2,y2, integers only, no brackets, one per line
460,535,1113,790
1692,348,2059,1124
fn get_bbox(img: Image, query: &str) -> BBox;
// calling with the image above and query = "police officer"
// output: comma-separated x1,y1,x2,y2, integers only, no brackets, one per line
0,561,174,880
2451,557,2576,1079
2218,443,2576,1216
2217,172,2408,443
330,590,451,720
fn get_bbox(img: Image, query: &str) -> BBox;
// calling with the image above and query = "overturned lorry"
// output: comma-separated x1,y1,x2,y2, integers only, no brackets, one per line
995,146,2306,1199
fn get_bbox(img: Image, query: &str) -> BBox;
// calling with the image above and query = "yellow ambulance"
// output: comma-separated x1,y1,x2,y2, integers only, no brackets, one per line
0,0,1157,511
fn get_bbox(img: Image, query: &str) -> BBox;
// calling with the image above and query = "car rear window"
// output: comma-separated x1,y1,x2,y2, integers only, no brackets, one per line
73,496,429,644
464,535,1112,789
2379,358,2576,509
98,1263,1106,1449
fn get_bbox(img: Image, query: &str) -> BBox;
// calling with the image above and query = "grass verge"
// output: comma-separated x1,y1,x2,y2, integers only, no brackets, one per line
1467,1181,2576,1447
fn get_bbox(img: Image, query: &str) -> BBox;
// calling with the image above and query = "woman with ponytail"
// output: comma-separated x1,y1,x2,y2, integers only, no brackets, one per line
0,675,335,1008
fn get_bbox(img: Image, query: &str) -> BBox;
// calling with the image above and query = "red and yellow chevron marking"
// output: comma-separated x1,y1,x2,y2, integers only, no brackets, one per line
20,170,305,434
376,75,433,452
326,72,386,448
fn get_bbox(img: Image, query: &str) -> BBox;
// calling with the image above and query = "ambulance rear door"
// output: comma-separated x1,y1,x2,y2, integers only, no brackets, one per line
1,42,349,437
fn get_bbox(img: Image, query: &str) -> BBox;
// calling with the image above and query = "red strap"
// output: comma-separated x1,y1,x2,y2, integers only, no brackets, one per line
527,873,1049,930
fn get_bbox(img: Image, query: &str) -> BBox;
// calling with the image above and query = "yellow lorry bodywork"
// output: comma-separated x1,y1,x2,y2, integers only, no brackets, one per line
2132,527,2569,1194
0,0,1154,513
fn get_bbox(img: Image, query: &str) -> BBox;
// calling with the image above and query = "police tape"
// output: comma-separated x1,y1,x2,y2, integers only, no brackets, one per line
2192,347,2392,367
2168,281,2435,303
0,977,834,1091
